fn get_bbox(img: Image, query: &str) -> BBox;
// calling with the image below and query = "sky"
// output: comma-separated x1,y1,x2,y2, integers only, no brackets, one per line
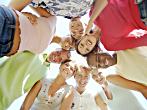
1,0,147,110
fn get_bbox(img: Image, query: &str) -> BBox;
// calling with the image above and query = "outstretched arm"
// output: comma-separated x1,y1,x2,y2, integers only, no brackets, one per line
107,74,147,99
95,93,108,110
60,86,74,110
85,0,108,34
9,0,32,11
21,80,42,110
9,0,52,17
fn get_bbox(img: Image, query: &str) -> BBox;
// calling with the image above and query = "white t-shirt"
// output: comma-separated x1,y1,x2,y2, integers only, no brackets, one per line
71,88,100,110
15,10,56,54
116,46,147,86
31,78,70,110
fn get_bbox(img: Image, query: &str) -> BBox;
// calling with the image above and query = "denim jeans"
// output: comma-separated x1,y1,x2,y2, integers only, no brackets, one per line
0,5,16,57
137,0,147,25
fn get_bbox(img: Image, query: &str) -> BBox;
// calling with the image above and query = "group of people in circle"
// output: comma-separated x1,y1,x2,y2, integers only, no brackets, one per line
0,0,147,110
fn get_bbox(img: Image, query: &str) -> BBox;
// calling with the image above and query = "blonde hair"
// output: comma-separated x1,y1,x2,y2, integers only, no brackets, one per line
74,64,91,76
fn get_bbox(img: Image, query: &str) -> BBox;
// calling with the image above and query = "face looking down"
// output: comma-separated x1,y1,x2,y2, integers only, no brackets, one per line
60,61,76,80
77,29,100,55
47,49,71,63
69,18,84,40
74,66,91,88
87,52,115,68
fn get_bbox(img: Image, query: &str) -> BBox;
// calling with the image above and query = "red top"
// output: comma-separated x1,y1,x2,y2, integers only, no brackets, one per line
90,0,147,51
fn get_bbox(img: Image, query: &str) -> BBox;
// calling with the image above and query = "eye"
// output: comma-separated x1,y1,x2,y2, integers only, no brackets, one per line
86,48,90,52
80,43,84,47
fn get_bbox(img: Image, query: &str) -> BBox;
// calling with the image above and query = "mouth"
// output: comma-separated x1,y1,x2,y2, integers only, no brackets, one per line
80,81,87,86
87,40,92,45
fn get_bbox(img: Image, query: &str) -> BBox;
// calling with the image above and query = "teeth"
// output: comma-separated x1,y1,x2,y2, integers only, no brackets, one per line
87,41,92,45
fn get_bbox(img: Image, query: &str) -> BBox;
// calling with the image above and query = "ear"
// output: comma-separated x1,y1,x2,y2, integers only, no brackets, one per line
51,36,62,44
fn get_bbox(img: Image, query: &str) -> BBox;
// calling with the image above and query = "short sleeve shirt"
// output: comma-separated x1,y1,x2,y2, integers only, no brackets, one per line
30,0,94,17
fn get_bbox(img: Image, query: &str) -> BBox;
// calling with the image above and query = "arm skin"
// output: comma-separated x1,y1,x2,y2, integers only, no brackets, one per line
106,74,147,99
9,0,52,17
101,82,113,100
8,0,33,11
85,0,108,34
95,93,108,110
60,86,74,110
51,36,62,44
21,81,42,110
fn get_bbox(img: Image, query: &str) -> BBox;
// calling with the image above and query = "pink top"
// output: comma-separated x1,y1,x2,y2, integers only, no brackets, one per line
90,0,147,51
16,11,56,54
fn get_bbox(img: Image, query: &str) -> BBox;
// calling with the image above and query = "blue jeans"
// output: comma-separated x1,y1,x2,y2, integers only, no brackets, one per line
0,5,16,57
137,0,147,25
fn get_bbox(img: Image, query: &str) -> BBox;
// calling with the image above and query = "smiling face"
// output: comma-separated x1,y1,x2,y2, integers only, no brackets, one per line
47,49,71,63
74,66,91,89
87,52,116,68
60,61,76,80
77,34,97,55
69,18,84,40
77,29,100,55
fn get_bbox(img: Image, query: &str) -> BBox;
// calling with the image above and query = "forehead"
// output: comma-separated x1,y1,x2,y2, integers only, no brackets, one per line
76,66,90,76
70,20,82,26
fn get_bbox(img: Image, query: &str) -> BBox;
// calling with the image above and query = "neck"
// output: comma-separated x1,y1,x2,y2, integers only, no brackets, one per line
76,86,85,94
48,74,66,96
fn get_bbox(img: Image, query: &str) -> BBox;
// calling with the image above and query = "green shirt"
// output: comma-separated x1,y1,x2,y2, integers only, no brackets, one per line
0,51,48,110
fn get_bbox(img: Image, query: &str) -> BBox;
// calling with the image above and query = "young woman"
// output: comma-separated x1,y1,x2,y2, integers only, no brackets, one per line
76,27,101,55
51,17,84,51
0,5,56,57
86,48,147,99
21,60,76,110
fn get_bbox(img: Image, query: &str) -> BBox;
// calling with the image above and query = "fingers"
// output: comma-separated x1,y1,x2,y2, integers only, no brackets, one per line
23,12,38,25
84,25,93,35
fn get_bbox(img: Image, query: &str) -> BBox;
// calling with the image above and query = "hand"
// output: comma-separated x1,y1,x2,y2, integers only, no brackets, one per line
22,12,38,25
84,20,93,35
92,70,107,86
61,37,73,50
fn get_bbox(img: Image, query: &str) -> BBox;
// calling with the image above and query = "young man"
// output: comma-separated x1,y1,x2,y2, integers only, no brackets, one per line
87,49,147,99
71,65,109,110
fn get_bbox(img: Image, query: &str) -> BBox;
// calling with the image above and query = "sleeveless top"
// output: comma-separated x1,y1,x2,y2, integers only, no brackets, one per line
30,0,94,17
31,78,70,110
